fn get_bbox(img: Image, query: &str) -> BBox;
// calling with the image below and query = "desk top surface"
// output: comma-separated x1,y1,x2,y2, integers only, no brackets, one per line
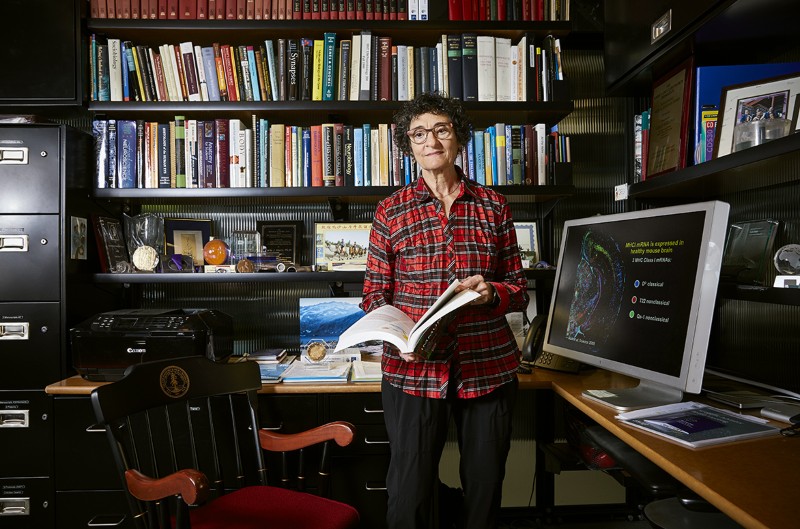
46,369,795,529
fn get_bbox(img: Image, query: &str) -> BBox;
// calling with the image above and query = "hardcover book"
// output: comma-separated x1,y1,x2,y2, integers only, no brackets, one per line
322,32,337,101
461,33,478,101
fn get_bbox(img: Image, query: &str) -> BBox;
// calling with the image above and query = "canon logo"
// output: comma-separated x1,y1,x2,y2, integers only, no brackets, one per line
127,348,146,354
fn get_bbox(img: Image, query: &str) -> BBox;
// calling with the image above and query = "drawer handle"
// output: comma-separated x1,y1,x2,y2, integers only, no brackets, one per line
88,513,127,526
0,410,28,428
261,422,284,431
0,497,29,515
86,424,106,433
363,407,384,414
0,146,28,164
0,323,29,340
364,437,389,445
0,234,29,252
364,483,387,492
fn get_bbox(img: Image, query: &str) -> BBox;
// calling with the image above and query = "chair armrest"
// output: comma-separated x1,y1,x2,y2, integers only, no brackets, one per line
124,468,210,506
259,420,356,451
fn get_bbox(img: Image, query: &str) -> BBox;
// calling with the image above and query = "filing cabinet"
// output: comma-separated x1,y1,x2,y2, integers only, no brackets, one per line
0,124,92,529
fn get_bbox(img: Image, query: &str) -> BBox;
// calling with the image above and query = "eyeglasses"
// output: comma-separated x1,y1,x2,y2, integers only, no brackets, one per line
406,122,454,144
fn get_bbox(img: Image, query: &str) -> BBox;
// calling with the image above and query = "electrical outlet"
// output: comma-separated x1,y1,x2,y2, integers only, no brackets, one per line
614,184,629,201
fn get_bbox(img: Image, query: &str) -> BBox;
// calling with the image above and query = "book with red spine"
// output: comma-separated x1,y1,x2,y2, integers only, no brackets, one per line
397,0,406,19
197,0,208,18
116,0,131,19
303,0,311,18
107,0,117,18
220,44,238,101
377,37,392,101
311,0,320,18
131,0,141,18
310,125,323,187
364,0,372,19
447,0,460,20
292,0,302,18
178,0,194,17
319,0,328,19
236,0,246,18
167,0,178,18
215,118,230,188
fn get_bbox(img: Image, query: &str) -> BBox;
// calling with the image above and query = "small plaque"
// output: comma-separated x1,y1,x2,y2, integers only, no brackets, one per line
256,220,304,265
722,219,780,285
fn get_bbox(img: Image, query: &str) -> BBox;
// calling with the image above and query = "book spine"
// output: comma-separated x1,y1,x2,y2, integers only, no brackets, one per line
312,39,324,101
310,124,323,186
269,123,286,187
322,32,337,101
378,36,392,101
353,126,364,186
215,118,230,187
300,38,313,100
157,122,171,187
337,39,351,101
461,33,478,101
116,120,138,188
93,119,109,188
247,45,262,101
358,31,371,101
286,39,300,100
476,35,495,101
174,115,186,187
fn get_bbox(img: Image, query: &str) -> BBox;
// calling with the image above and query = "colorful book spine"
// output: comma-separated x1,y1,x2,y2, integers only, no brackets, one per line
322,32,337,101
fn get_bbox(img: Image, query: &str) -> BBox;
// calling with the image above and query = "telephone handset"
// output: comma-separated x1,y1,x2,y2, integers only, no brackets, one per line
521,315,581,373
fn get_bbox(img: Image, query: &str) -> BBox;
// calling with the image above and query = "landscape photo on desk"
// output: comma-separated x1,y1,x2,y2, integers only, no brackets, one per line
299,297,379,359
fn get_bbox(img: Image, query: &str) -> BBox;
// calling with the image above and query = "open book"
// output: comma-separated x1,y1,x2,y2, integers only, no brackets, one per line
334,280,480,358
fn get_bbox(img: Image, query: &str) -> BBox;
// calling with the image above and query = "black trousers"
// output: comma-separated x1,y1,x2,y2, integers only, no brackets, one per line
381,378,518,529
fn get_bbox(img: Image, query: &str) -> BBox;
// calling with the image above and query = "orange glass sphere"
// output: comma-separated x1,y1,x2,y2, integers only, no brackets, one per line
203,238,230,265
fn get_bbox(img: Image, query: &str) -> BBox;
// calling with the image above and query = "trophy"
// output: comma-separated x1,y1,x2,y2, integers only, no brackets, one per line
123,213,164,272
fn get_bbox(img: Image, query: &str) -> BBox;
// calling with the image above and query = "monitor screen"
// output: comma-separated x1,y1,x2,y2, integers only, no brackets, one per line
543,201,730,410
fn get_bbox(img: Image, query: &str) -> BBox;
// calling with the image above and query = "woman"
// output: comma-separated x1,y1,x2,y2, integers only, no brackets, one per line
361,92,529,529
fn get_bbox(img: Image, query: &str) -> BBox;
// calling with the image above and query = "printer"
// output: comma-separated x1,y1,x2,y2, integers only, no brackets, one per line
71,308,234,381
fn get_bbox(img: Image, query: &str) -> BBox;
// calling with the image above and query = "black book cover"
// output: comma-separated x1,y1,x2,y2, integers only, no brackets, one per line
300,38,313,100
391,47,398,101
446,34,463,100
370,33,379,101
461,33,478,101
287,39,300,101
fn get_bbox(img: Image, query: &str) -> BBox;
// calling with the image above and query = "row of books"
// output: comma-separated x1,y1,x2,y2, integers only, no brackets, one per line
90,0,426,20
447,0,569,21
92,116,568,190
90,33,563,104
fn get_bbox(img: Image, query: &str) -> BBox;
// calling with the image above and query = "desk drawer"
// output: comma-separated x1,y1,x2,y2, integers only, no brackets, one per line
328,393,385,424
54,396,121,490
0,125,62,215
0,215,61,302
332,454,389,529
56,490,133,529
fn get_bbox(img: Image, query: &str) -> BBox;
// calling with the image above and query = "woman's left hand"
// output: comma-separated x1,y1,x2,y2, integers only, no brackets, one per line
457,275,495,305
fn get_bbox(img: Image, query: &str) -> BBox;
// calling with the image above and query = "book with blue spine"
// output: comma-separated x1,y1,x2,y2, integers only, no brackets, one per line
115,120,137,188
201,46,221,101
247,46,261,102
465,132,475,180
486,125,497,186
362,123,371,186
354,126,364,186
302,127,312,187
504,124,513,185
473,129,485,185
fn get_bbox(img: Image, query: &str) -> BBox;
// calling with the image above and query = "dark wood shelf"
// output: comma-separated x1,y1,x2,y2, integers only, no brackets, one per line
87,19,572,42
93,184,576,204
628,133,800,200
92,266,556,285
89,100,574,126
718,283,800,306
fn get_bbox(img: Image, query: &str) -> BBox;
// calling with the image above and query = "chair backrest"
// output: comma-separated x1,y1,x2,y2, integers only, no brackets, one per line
91,357,267,529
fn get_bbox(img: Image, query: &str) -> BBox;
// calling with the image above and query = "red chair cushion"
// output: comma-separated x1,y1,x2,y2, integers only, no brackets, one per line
189,485,360,529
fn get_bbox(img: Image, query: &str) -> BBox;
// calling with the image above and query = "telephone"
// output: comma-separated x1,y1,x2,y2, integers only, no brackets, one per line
521,315,581,373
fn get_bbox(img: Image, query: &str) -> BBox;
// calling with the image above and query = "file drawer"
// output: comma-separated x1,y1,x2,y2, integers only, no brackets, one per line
0,303,61,389
0,391,53,479
0,476,54,529
0,126,61,214
0,215,60,302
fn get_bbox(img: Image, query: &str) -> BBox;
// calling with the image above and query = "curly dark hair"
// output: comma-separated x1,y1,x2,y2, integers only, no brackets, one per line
392,92,473,155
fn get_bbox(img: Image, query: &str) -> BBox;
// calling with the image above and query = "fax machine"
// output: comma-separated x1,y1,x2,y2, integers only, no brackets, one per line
71,308,234,381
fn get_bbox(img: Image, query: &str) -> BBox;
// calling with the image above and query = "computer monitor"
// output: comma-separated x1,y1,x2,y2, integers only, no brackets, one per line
542,201,731,410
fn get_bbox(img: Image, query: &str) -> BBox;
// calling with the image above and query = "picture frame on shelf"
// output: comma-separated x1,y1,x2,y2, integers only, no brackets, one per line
256,220,305,265
314,222,371,271
514,222,540,268
646,57,694,178
714,73,800,158
164,218,212,266
92,215,130,273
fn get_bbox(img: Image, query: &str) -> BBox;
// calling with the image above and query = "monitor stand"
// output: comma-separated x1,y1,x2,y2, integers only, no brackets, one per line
581,379,684,411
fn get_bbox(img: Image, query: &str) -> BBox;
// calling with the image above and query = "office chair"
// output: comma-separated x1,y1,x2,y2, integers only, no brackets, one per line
91,356,360,529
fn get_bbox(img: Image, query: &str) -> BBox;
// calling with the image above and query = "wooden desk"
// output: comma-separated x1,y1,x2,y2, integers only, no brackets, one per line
47,369,794,528
543,369,797,529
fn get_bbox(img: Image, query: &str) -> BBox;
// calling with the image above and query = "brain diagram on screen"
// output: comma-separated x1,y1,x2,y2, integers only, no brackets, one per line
566,230,626,349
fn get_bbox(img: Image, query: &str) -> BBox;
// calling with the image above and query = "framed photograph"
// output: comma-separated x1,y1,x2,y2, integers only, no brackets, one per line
164,218,212,266
714,73,800,158
514,222,540,268
314,222,372,271
70,216,88,260
647,58,694,177
92,215,130,272
256,220,305,264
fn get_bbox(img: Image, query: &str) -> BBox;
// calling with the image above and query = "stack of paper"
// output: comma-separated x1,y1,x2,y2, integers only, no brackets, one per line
281,361,351,384
350,359,382,383
616,401,779,448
